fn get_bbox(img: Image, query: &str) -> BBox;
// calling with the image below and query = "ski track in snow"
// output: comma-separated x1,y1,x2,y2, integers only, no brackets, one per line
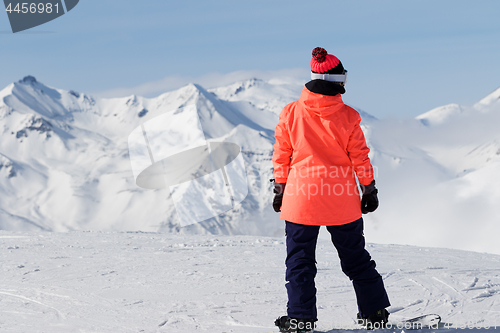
1,232,500,332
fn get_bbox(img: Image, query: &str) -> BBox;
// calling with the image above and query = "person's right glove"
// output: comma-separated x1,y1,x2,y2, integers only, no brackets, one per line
271,181,286,213
360,180,379,214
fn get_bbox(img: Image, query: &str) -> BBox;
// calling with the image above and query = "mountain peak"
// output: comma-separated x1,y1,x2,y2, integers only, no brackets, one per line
19,75,37,85
167,83,206,98
416,103,463,126
184,82,205,92
475,86,500,110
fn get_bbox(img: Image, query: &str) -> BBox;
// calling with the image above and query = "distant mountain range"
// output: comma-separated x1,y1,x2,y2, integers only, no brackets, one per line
1,76,499,254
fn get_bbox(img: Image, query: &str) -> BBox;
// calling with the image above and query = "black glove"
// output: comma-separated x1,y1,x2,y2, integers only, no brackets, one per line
360,180,379,214
271,181,286,213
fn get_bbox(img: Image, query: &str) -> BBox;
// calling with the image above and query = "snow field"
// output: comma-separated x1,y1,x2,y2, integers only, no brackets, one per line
1,231,500,332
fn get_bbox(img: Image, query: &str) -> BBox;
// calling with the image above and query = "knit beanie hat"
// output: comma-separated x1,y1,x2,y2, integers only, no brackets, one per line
310,47,345,74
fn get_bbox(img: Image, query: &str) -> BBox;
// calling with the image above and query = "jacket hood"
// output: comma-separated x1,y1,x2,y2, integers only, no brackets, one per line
298,87,345,117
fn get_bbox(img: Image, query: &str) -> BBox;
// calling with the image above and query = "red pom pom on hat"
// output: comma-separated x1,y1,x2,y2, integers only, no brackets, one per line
312,47,328,62
310,47,341,74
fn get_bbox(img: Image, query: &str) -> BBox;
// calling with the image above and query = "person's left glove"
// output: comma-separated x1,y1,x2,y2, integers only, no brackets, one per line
271,181,286,213
360,180,379,214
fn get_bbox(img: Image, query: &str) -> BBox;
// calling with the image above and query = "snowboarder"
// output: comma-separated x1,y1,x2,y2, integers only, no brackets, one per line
272,47,390,332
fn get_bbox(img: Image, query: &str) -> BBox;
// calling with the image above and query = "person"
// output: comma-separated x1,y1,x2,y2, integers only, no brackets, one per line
272,47,390,332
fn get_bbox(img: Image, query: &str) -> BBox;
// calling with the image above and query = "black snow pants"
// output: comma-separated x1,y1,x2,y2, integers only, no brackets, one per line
285,218,390,320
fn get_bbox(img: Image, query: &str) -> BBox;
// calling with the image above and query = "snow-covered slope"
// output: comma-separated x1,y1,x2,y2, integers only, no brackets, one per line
1,231,499,332
1,76,500,255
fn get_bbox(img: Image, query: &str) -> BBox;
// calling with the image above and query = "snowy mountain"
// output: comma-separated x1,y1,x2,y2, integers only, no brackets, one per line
1,231,499,332
363,85,500,255
0,76,301,236
1,76,500,255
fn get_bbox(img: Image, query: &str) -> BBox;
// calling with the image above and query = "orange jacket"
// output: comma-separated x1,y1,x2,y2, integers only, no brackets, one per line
272,87,374,226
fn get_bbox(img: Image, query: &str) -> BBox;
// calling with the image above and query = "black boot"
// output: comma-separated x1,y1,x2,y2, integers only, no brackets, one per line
357,309,389,330
274,316,317,333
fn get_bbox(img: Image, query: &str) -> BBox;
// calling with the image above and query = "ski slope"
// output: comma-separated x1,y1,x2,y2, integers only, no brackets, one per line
1,231,499,332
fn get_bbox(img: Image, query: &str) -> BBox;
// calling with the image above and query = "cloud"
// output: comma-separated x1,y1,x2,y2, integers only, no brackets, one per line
91,68,310,99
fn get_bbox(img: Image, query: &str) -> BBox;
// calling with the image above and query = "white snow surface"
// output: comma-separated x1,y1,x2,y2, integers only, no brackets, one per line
1,75,500,255
1,231,499,332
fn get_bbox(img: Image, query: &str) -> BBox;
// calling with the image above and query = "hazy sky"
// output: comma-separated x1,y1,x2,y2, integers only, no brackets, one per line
1,0,500,118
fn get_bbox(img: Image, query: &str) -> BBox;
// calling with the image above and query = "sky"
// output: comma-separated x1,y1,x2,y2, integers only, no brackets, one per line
1,0,500,118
